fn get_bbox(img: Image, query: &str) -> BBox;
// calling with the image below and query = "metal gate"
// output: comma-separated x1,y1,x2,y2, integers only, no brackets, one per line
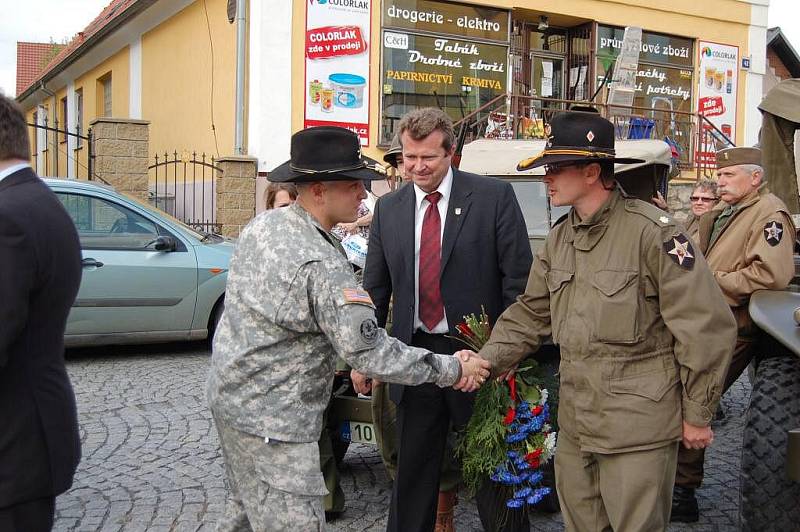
148,151,222,234
27,118,97,181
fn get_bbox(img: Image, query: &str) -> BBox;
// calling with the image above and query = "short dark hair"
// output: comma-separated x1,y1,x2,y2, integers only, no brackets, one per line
0,94,30,162
397,108,455,152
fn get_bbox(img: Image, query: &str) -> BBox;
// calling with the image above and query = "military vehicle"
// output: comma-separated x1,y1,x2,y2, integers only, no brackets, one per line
738,78,800,531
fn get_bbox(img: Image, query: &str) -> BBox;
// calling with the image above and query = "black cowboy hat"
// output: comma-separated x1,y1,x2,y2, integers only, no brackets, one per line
269,126,385,183
517,110,644,171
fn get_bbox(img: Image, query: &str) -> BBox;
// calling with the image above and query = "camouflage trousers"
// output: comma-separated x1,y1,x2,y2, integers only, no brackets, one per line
213,413,328,532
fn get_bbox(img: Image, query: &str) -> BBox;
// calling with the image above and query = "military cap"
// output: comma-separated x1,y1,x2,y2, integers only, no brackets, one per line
383,134,402,168
715,146,762,169
517,109,644,171
269,126,384,183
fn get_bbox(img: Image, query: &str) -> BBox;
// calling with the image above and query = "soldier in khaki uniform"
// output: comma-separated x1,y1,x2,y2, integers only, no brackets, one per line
672,146,797,522
758,78,800,213
207,127,492,532
475,111,737,531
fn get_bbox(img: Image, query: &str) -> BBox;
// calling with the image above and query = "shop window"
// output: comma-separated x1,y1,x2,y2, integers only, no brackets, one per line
380,0,510,145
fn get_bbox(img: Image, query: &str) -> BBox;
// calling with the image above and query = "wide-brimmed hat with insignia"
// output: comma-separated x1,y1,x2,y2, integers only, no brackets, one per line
715,146,762,169
517,109,645,171
383,134,402,168
269,126,384,183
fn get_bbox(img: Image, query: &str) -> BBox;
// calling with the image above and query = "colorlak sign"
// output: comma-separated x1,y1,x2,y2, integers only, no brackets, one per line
696,41,738,165
305,0,372,145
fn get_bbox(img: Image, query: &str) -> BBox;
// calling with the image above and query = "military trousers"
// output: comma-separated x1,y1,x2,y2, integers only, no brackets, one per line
676,335,756,488
213,413,327,532
555,431,678,532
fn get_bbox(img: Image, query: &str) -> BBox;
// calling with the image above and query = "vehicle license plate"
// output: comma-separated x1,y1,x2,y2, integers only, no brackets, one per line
347,422,376,444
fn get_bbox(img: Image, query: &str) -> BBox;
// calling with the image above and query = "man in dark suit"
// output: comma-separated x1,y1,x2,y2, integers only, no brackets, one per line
0,94,82,531
360,108,533,532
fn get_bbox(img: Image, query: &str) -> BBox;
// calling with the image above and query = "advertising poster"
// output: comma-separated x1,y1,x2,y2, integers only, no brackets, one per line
305,0,372,145
696,41,739,165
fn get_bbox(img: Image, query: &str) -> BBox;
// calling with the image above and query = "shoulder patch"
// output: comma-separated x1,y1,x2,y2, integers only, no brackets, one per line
764,221,784,246
624,199,674,227
663,233,695,270
343,288,374,307
359,318,379,344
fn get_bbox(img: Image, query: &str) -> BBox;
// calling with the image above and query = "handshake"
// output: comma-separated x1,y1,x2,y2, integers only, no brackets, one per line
453,349,490,392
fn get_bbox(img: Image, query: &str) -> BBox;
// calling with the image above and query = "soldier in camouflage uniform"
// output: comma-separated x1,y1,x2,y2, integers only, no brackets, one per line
207,126,491,532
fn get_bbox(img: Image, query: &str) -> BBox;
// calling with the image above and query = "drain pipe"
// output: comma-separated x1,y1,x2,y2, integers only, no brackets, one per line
234,0,246,155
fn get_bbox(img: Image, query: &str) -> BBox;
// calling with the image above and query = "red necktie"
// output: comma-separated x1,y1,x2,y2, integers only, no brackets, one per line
419,192,444,330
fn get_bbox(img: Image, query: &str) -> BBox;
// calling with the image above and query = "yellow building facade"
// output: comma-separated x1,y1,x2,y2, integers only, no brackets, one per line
280,0,768,166
18,0,234,179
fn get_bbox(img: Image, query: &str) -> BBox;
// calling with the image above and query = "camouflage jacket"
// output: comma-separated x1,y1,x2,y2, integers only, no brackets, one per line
207,203,461,442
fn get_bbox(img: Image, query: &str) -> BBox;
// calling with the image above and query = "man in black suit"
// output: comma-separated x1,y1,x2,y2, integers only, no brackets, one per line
0,94,82,531
360,108,532,532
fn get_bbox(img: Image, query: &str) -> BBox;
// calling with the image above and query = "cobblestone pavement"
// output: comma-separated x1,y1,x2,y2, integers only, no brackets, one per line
56,343,749,531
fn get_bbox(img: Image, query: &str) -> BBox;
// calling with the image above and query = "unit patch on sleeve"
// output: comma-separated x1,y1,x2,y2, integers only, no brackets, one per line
663,233,695,270
360,318,378,344
342,288,374,307
764,221,784,246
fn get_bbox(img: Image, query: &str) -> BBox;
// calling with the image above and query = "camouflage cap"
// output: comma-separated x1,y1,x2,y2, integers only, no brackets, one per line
716,147,762,169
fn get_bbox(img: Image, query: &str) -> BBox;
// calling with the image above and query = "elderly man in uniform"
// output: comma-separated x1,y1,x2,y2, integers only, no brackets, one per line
207,126,491,532
671,146,796,522
471,111,737,531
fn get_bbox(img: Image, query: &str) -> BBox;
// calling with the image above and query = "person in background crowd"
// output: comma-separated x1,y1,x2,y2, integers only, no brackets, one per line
0,93,83,532
683,179,719,242
359,108,533,532
476,110,736,532
207,126,491,531
758,78,800,214
672,147,796,523
265,182,297,210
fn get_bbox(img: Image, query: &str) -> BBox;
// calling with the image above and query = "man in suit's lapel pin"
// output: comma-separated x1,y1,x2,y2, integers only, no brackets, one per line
455,207,462,215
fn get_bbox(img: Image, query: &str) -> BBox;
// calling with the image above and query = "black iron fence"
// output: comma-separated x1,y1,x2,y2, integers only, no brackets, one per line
148,151,222,234
27,118,97,181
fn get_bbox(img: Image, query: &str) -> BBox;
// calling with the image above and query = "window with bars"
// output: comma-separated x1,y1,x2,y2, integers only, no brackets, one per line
60,96,68,143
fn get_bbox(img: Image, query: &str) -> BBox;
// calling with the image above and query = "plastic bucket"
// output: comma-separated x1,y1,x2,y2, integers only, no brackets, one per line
329,73,366,109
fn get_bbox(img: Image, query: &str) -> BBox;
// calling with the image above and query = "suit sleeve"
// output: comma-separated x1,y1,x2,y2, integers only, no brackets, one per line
0,212,35,367
713,212,795,306
495,183,534,308
479,246,551,378
652,227,737,426
363,198,392,328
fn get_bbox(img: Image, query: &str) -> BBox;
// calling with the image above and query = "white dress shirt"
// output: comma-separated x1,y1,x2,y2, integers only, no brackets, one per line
0,162,30,183
412,166,453,334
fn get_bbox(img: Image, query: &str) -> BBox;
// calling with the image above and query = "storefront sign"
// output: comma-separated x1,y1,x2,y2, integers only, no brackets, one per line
381,31,507,143
305,0,371,145
696,41,738,164
383,0,508,43
597,25,693,68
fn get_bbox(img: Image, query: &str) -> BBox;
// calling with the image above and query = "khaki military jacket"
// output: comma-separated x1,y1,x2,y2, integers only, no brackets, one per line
683,213,700,244
481,190,736,454
698,190,795,332
207,203,461,443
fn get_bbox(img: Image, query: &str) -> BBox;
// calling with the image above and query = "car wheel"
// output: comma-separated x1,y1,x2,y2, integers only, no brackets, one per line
209,297,225,344
740,354,800,531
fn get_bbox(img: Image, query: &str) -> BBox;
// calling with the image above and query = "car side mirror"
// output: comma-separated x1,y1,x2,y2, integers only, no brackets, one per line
152,235,177,252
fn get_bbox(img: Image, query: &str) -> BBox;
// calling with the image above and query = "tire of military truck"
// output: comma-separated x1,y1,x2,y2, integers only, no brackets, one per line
739,354,800,531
